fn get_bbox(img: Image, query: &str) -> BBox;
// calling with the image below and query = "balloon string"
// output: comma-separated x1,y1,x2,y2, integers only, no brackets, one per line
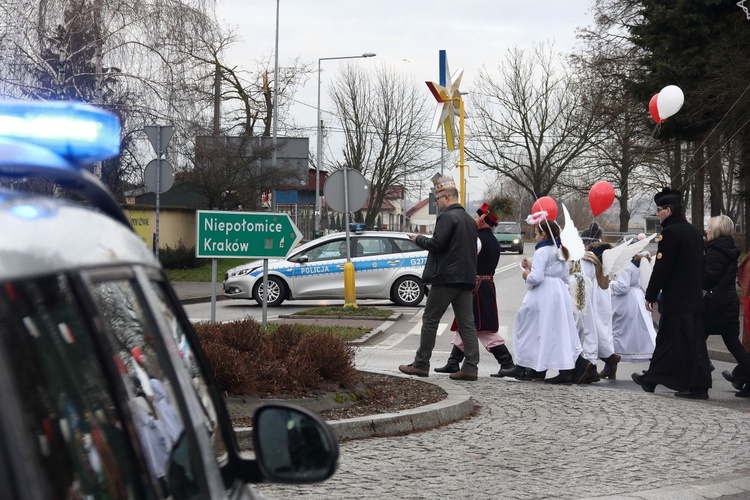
629,123,661,176
672,80,750,191
676,113,750,192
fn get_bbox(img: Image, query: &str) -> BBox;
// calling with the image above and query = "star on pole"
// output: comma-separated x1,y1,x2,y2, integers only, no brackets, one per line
425,66,463,151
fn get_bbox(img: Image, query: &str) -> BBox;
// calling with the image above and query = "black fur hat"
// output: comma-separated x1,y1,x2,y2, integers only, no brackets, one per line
654,187,680,207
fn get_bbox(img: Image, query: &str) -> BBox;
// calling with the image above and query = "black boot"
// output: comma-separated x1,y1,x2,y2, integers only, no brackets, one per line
489,344,516,372
524,368,546,381
492,364,524,378
545,369,574,384
434,345,464,373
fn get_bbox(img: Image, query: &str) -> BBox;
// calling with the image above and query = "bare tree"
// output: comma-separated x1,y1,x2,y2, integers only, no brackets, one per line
570,39,668,228
329,64,437,227
0,0,222,196
467,43,602,200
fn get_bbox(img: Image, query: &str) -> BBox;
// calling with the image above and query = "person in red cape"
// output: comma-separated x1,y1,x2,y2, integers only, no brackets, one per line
434,203,517,375
738,253,750,353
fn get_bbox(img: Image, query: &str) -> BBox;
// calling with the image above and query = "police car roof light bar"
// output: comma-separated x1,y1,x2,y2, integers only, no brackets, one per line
0,100,120,165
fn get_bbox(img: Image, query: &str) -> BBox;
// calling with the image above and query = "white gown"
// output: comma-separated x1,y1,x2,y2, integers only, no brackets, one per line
512,244,582,372
611,262,656,361
587,260,615,360
571,260,597,364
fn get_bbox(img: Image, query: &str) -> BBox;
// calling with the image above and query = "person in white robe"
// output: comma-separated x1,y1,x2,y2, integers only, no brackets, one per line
511,221,583,381
569,258,599,382
610,255,656,362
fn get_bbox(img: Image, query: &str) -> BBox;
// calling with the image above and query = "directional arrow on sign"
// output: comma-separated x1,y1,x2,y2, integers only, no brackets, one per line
195,211,302,259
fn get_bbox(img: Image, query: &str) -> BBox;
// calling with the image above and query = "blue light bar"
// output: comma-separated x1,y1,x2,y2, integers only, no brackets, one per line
0,100,120,165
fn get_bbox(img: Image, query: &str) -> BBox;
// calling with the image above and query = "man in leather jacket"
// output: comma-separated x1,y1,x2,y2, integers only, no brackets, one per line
398,175,480,381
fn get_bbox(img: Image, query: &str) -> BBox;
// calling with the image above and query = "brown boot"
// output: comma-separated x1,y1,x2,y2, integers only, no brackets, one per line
603,354,621,380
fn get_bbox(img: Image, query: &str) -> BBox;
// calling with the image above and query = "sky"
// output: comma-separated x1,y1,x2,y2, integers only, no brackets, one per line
214,0,595,205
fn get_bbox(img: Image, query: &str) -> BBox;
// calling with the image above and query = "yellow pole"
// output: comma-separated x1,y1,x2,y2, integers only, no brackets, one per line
458,96,466,207
343,261,358,309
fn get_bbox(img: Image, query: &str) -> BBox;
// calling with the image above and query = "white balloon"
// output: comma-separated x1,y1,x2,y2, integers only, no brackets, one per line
657,85,684,120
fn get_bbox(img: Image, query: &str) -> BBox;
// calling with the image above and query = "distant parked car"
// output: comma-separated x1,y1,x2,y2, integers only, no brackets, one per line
494,221,524,254
223,231,428,307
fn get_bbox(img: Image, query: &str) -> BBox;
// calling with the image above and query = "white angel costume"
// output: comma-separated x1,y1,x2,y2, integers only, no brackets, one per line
585,253,615,361
611,261,656,361
573,258,600,364
512,243,582,372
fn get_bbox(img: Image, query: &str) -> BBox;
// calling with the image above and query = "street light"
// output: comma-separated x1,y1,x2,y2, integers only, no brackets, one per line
314,52,376,237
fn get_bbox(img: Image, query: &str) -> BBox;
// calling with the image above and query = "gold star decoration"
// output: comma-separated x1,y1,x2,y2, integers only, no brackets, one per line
425,65,463,151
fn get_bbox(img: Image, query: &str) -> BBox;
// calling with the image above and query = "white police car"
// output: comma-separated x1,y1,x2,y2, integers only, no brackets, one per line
0,101,338,499
223,230,428,307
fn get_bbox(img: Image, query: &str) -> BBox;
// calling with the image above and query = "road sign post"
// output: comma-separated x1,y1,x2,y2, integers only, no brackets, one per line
144,125,174,259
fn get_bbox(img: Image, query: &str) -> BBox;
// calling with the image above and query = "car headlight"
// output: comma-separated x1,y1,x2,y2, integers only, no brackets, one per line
513,238,520,244
229,267,257,278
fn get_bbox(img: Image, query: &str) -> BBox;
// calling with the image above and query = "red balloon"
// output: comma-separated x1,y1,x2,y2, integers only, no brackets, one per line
589,181,615,217
649,94,663,124
532,196,558,221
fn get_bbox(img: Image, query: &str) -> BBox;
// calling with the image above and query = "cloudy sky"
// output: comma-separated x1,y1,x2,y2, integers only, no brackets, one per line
215,0,595,202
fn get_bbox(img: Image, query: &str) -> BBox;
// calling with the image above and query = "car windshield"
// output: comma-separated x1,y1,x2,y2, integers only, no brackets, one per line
496,224,520,234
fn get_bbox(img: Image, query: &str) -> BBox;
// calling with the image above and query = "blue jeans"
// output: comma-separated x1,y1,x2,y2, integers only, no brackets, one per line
413,285,479,374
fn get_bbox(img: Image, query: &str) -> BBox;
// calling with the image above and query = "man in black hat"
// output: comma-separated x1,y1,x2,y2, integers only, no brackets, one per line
631,187,712,399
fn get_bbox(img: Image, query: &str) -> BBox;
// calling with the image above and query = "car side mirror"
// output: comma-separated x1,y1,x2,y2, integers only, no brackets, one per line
296,255,309,263
252,404,338,483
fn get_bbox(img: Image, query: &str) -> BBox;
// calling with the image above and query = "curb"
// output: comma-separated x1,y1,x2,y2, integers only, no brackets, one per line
232,375,474,450
179,295,229,306
278,312,402,322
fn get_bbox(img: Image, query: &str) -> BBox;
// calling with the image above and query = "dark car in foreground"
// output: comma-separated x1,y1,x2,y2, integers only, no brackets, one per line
0,100,338,499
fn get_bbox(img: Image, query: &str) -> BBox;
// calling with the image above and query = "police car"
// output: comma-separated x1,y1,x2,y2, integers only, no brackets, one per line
223,229,428,307
0,101,338,499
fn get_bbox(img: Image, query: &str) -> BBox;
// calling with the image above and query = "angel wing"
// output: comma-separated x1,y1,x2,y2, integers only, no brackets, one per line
602,234,657,278
559,204,586,261
602,238,633,277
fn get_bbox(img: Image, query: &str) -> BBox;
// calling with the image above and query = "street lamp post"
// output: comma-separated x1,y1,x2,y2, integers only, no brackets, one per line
314,52,375,238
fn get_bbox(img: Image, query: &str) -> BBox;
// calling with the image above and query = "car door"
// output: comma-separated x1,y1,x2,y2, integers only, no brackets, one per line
291,238,349,299
351,236,403,296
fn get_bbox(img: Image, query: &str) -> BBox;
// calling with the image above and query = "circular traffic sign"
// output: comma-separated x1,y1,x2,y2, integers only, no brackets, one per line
324,169,368,213
143,159,175,193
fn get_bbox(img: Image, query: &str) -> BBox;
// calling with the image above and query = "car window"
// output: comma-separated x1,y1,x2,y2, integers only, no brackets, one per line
354,237,393,257
89,277,202,498
497,224,521,234
0,274,149,499
391,237,423,253
304,240,348,262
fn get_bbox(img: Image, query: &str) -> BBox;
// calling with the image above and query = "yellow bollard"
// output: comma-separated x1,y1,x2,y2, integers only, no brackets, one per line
343,261,358,309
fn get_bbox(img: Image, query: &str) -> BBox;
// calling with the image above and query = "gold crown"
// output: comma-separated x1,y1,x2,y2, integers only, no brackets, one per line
434,175,456,193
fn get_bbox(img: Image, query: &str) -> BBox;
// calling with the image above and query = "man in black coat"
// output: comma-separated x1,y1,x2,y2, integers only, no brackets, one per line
398,175,480,381
631,187,712,399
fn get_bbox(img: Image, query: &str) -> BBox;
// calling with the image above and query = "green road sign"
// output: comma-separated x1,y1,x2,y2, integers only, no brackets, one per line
196,211,302,259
